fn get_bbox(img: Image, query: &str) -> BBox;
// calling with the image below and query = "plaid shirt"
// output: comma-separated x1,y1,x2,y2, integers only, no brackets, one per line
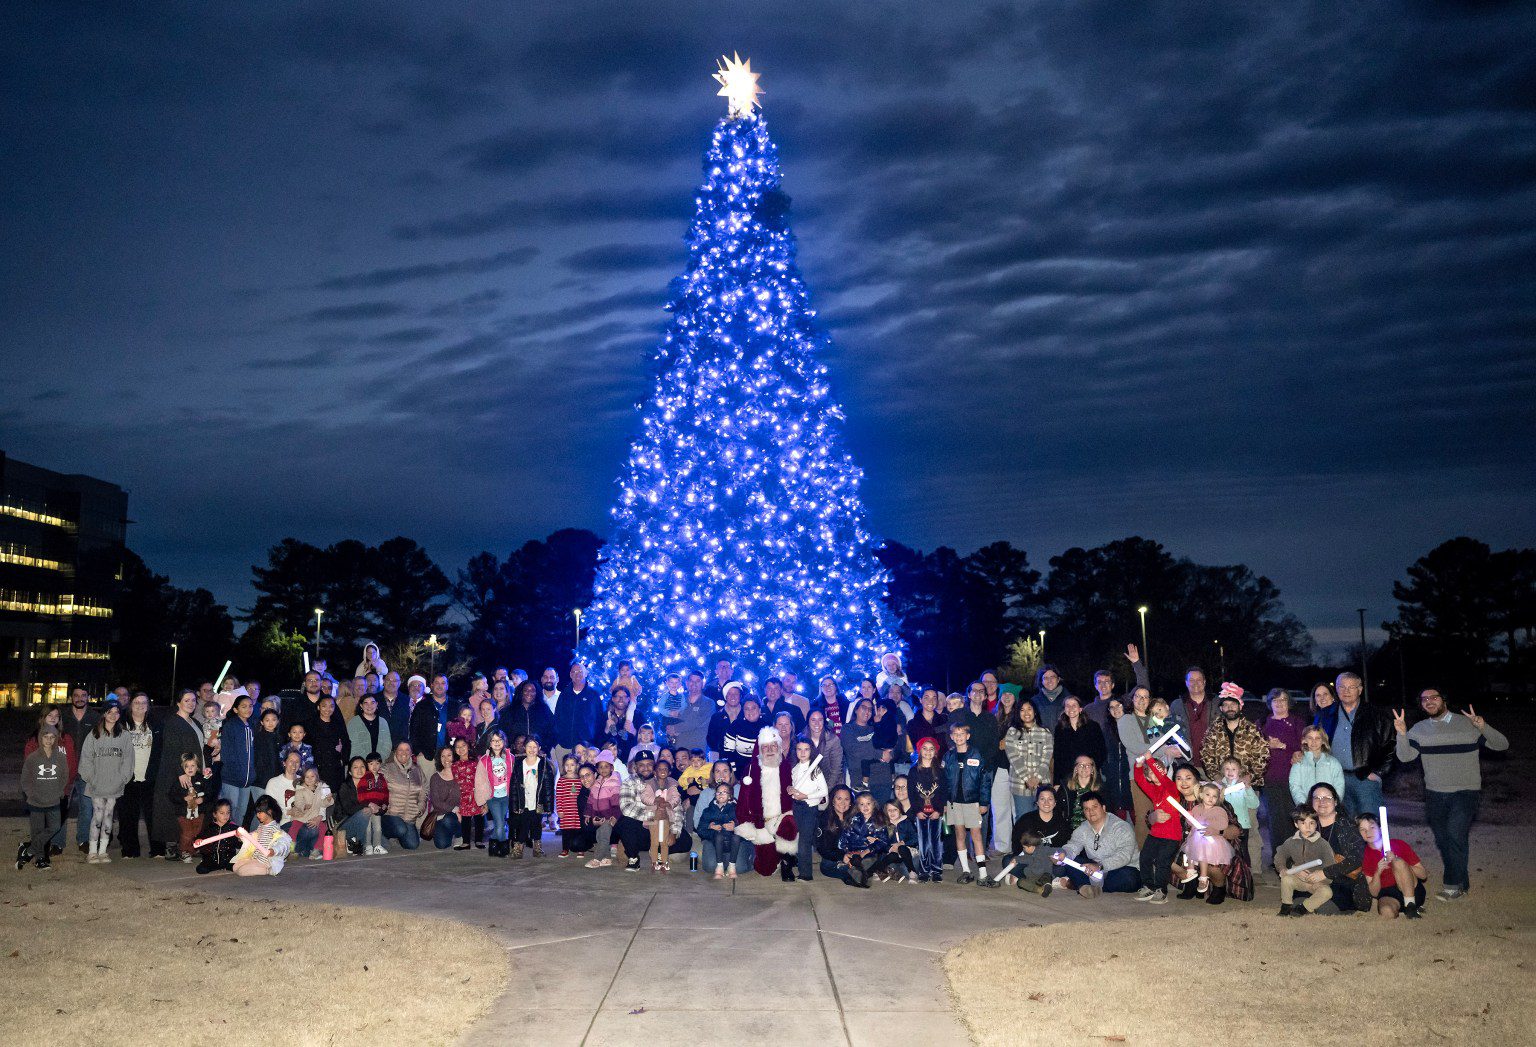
1004,725,1052,793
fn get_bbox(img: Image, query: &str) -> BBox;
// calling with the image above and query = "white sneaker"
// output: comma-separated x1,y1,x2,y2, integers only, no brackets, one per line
1133,887,1157,902
85,853,100,865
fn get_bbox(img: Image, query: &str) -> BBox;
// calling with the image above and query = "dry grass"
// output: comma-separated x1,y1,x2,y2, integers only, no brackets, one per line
1,841,507,1047
945,718,1536,1047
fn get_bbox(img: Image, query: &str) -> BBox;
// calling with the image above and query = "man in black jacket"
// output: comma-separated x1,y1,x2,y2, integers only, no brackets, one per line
1326,672,1395,817
551,660,604,759
409,674,461,778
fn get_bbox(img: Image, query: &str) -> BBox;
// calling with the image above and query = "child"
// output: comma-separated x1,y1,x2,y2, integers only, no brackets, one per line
1184,782,1234,903
1131,755,1187,905
1144,697,1185,770
452,737,483,850
699,783,740,880
556,755,584,857
837,792,893,888
1274,805,1334,917
884,800,919,883
174,751,210,863
630,724,662,764
584,751,622,868
789,739,829,880
1220,756,1262,878
358,754,390,855
1359,811,1427,920
195,799,240,874
17,726,67,871
508,737,553,859
570,763,598,859
648,759,683,872
289,766,334,859
448,704,477,753
278,724,315,773
909,737,948,883
942,722,990,885
233,795,293,876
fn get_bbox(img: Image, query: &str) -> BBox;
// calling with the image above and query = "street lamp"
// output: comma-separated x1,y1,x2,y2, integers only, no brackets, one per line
425,633,446,678
1357,608,1369,702
313,608,324,661
1038,628,1046,659
574,608,583,651
1213,639,1225,682
170,642,178,702
1137,606,1150,672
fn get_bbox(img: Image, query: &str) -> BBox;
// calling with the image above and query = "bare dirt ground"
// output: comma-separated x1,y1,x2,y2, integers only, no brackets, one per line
1,847,508,1046
944,712,1536,1047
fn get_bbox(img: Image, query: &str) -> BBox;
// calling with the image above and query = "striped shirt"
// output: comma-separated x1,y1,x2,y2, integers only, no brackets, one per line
1396,714,1509,792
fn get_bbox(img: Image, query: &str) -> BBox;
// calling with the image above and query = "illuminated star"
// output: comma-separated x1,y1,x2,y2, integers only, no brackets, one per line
714,52,762,119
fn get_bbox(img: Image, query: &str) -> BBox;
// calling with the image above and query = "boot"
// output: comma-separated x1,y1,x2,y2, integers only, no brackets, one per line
780,856,796,883
1178,878,1200,900
512,842,525,859
1205,884,1226,905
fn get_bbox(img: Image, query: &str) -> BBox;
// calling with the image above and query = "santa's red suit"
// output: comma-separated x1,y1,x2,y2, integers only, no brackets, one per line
734,726,799,877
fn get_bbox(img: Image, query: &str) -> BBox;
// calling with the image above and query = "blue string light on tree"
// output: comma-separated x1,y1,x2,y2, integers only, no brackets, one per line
580,54,901,683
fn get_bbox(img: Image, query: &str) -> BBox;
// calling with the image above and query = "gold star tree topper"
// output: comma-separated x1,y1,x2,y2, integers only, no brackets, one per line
714,52,763,119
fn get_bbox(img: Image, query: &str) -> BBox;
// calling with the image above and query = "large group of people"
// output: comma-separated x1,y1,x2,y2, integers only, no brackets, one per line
16,641,1509,919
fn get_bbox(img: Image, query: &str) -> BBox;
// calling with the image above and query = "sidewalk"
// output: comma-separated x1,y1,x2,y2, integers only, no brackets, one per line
113,842,1132,1046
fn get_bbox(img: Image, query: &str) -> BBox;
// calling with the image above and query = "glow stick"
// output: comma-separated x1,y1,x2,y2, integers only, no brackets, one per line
1282,858,1323,875
237,826,272,857
1379,805,1392,854
303,652,311,673
1144,724,1181,754
1056,855,1088,873
213,660,233,691
1165,796,1206,832
193,829,239,849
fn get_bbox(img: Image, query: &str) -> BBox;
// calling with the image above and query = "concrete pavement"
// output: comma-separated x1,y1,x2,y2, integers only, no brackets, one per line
113,840,1135,1046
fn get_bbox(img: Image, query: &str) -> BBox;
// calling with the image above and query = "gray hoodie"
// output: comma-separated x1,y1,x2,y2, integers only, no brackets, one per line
21,745,69,809
79,730,135,800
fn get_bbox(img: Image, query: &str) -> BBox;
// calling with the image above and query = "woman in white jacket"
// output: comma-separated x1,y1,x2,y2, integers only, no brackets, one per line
354,641,388,681
788,739,829,880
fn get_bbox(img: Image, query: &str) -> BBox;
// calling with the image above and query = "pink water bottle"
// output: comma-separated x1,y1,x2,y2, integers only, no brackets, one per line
322,835,334,861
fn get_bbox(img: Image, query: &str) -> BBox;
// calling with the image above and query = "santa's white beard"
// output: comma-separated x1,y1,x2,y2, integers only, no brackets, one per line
760,759,782,823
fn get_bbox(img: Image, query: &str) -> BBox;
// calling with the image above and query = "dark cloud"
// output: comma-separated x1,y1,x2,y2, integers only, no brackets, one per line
2,0,1532,645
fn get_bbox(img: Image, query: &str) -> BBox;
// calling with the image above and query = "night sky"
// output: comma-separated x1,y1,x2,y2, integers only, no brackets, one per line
4,2,1533,654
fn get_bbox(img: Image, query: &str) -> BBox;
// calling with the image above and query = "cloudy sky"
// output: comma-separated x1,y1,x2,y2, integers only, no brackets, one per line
3,1,1532,651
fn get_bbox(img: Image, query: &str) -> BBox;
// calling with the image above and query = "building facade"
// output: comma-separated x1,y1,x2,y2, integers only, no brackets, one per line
0,452,127,706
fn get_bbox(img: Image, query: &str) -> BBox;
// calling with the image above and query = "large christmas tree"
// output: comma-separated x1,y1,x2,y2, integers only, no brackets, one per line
581,56,900,682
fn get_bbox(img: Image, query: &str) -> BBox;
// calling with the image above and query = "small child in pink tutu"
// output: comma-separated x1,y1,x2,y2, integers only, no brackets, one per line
1184,782,1233,897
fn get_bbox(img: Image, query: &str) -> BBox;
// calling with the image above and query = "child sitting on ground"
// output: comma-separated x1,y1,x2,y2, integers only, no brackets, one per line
884,800,919,883
837,792,894,889
195,798,240,874
1273,805,1334,917
699,783,740,880
1358,811,1427,920
233,795,293,876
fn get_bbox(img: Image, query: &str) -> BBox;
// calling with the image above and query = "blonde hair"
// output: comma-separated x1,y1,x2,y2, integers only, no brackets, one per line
1301,726,1332,753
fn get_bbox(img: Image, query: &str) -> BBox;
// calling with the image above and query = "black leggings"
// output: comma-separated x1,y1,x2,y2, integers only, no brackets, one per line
1140,835,1181,891
118,779,155,857
513,811,542,846
847,849,911,885
462,813,484,844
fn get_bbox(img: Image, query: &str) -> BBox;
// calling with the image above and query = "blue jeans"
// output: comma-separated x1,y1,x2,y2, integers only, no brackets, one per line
340,810,371,845
1014,790,1037,821
700,829,752,873
433,812,462,849
484,797,509,842
820,857,850,883
1342,774,1383,819
1424,789,1479,891
294,822,321,857
220,784,261,828
1053,862,1141,894
792,801,817,878
380,814,420,850
73,780,92,846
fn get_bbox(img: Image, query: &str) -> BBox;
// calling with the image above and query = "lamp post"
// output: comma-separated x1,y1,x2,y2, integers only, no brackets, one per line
1137,606,1150,672
1213,639,1225,682
1357,608,1369,702
574,608,583,652
170,642,178,702
426,633,446,678
1038,628,1046,661
313,608,324,661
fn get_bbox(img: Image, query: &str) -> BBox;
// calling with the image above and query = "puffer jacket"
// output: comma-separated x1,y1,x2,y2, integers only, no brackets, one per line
942,746,988,805
837,813,892,857
381,758,426,821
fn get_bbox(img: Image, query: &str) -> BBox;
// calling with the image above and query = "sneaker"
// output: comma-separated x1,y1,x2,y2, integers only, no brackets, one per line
918,874,931,883
86,853,101,865
599,858,612,867
727,866,737,880
36,856,52,870
1038,879,1053,898
980,876,999,888
373,845,388,856
1078,883,1098,899
98,852,112,864
1277,904,1295,917
559,850,570,858
957,872,975,885
625,859,640,873
1436,886,1467,902
348,839,364,856
1291,906,1310,918
1404,904,1424,920
184,854,198,863
1147,890,1169,905
1133,887,1157,902
586,858,605,869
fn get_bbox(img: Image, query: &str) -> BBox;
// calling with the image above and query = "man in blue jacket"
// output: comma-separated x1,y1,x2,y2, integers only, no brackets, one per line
219,695,260,826
943,721,991,885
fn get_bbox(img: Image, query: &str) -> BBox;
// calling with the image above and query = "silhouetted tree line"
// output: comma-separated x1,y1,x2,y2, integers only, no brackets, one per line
109,533,1534,701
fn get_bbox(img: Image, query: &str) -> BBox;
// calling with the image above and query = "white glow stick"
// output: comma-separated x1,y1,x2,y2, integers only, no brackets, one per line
303,651,311,673
1379,805,1392,854
1145,724,1181,753
1165,796,1206,831
1282,858,1323,875
1056,855,1088,873
214,660,233,691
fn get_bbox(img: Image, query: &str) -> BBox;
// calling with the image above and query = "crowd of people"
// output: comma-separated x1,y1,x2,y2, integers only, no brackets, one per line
16,641,1509,919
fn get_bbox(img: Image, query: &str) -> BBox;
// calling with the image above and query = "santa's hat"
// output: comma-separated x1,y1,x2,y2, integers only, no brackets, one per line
723,680,744,699
406,674,427,690
757,726,781,747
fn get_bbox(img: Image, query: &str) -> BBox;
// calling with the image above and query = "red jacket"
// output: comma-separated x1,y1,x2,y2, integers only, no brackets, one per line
356,771,389,808
1134,758,1186,842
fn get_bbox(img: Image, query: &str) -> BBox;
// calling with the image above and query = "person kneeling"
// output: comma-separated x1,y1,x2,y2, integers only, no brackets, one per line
232,796,293,876
1273,805,1333,917
1050,793,1141,898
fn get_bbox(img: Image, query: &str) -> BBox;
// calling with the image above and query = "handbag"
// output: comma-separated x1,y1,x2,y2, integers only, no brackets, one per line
420,810,438,838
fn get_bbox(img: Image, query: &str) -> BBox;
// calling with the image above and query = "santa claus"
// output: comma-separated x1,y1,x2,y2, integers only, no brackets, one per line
734,725,799,881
